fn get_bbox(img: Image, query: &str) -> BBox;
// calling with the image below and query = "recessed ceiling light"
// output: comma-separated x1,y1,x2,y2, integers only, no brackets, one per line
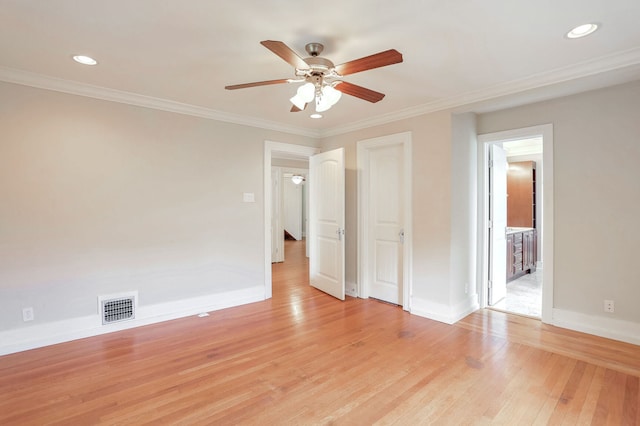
310,113,322,119
566,23,599,39
72,55,98,65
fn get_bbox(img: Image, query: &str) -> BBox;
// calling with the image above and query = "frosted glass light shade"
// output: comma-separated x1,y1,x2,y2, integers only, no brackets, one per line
290,94,306,110
298,83,315,102
290,82,316,110
316,85,342,112
324,85,342,104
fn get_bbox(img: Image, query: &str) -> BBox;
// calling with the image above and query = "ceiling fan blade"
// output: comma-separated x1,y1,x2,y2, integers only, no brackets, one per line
261,40,309,70
334,81,385,103
334,49,403,76
225,78,290,90
290,103,307,112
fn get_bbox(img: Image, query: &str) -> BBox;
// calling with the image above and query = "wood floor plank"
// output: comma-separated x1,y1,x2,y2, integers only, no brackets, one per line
1,240,639,424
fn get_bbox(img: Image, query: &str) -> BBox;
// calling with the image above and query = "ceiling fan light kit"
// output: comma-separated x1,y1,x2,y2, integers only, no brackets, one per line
291,175,305,185
225,40,403,116
315,85,342,112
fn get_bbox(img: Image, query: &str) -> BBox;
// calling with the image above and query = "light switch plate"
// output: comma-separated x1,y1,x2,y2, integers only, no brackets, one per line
243,192,255,203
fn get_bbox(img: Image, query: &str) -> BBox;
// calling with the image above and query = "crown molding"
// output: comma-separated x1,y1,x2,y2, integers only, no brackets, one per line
2,46,639,140
320,47,640,137
0,66,322,139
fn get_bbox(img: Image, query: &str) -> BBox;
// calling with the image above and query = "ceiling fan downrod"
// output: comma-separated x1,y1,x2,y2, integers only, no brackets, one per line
305,42,324,57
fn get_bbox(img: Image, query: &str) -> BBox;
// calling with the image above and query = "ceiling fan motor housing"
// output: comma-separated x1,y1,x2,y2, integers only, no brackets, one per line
304,56,334,72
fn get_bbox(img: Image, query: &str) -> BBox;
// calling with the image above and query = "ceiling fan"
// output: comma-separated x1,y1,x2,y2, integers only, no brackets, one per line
225,40,403,114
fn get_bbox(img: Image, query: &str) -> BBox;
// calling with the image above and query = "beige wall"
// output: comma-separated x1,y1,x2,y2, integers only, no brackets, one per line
3,76,638,349
0,82,316,331
449,113,478,306
320,110,469,310
478,80,640,324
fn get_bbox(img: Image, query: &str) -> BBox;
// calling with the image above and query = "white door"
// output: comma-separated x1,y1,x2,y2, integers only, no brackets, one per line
489,144,508,305
309,148,345,300
284,177,303,240
368,144,403,304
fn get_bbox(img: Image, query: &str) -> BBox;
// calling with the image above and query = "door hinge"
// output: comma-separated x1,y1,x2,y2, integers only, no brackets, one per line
337,228,345,241
489,160,494,168
399,229,405,244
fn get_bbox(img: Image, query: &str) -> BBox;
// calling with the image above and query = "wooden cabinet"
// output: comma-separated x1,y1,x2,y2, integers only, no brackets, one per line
506,161,537,282
507,161,536,228
506,234,514,281
507,229,536,282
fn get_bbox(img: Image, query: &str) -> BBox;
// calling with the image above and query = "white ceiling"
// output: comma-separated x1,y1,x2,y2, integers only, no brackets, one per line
1,0,639,137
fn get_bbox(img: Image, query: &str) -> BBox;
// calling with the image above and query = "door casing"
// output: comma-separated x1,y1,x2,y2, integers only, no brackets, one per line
477,124,554,323
357,132,413,310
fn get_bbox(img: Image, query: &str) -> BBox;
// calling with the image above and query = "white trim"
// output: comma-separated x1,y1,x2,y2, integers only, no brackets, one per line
346,281,358,298
552,308,640,346
3,46,640,138
271,167,285,263
477,124,554,323
0,66,321,139
264,141,320,299
322,48,640,137
0,286,264,356
357,132,412,310
411,295,479,325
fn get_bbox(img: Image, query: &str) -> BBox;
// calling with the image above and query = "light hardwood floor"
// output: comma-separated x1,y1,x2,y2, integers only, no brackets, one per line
1,240,638,424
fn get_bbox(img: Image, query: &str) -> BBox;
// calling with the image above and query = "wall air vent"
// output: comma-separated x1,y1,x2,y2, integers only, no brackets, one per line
98,292,137,325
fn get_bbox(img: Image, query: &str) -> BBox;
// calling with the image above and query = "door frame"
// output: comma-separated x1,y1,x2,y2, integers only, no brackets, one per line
477,124,554,323
357,131,413,311
264,141,320,299
271,167,284,263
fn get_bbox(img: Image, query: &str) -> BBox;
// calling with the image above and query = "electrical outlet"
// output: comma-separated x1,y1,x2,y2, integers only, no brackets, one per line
604,299,614,313
22,307,34,322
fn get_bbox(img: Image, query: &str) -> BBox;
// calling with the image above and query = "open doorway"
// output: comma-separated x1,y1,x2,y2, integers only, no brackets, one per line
264,141,320,299
266,142,346,301
272,164,310,298
491,138,543,317
478,125,554,323
271,165,309,263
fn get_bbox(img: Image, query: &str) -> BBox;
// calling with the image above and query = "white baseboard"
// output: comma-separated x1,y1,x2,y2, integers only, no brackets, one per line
552,308,640,346
345,281,357,297
0,285,265,356
410,294,479,325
